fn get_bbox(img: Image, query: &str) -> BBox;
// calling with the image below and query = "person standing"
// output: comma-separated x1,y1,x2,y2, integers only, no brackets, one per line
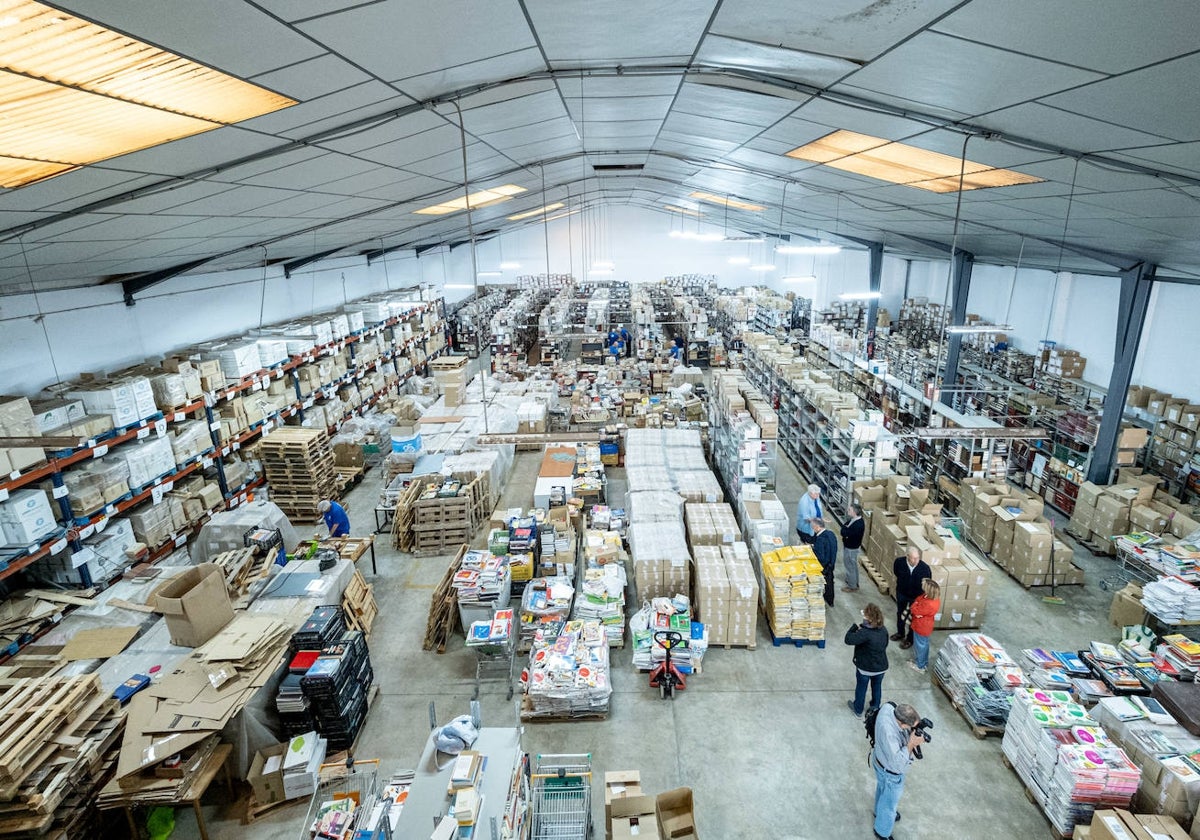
317,499,350,537
619,324,632,358
872,702,924,840
840,504,865,592
795,484,822,545
907,579,941,674
811,517,838,606
892,547,932,650
845,603,889,718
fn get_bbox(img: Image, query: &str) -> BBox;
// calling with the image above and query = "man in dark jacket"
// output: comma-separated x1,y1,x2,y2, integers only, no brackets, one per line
811,517,838,607
892,546,932,650
840,504,865,592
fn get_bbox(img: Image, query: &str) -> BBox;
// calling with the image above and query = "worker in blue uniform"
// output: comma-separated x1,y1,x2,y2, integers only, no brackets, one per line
317,499,351,537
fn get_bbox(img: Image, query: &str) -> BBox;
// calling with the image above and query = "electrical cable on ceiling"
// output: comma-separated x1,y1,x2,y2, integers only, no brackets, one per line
929,133,973,423
449,97,488,432
257,246,269,329
19,236,65,387
1003,236,1026,326
379,238,392,290
1043,158,1082,348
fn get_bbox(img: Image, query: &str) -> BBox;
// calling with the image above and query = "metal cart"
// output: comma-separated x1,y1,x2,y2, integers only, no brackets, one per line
467,629,516,701
298,758,391,840
530,753,593,840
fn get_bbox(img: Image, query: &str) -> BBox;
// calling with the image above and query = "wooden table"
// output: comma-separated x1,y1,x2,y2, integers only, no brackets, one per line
122,744,233,840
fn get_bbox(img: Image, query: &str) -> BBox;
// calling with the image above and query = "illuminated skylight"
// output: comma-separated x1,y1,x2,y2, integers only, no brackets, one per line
416,184,526,216
506,201,564,221
688,191,764,212
663,204,704,217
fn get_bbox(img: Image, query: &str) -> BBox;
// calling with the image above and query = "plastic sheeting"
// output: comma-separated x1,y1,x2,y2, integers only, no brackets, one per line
626,490,684,524
627,520,691,566
192,500,301,563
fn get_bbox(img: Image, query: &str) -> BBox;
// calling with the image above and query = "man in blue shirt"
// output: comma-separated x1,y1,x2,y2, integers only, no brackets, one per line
318,499,350,537
872,702,923,840
619,325,632,358
795,484,822,544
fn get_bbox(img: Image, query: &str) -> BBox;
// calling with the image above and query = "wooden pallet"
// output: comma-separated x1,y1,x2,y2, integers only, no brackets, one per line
931,669,1005,739
342,570,378,638
421,548,464,653
860,555,890,595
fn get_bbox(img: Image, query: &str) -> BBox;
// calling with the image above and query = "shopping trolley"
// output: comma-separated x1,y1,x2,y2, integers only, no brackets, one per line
530,753,593,839
298,758,390,840
468,628,516,700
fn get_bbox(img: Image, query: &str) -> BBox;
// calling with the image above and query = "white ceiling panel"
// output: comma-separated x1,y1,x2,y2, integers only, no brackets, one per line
934,0,1200,75
657,133,739,156
561,75,683,98
166,186,313,216
1040,53,1200,143
1111,142,1200,178
252,0,382,24
672,82,797,127
354,125,460,168
973,103,1177,156
581,121,664,141
29,214,199,244
462,91,566,135
840,32,1104,118
710,0,962,63
458,79,558,111
249,54,372,101
315,111,446,156
393,49,547,103
55,0,325,78
1,169,160,213
235,153,383,190
299,0,536,82
100,128,284,179
565,97,675,123
526,0,715,63
244,83,413,138
694,35,863,87
661,113,762,144
216,148,326,183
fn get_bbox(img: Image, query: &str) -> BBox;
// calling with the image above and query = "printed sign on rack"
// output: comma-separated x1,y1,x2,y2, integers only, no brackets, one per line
137,427,150,440
92,444,108,458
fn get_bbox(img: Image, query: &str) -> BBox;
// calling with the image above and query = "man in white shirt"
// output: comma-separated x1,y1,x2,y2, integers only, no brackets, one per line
872,702,924,840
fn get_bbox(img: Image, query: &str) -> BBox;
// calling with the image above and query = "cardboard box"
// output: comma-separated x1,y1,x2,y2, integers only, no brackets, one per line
1110,583,1146,628
1090,810,1155,840
605,770,644,836
612,796,660,840
247,742,288,805
656,788,696,840
151,563,234,647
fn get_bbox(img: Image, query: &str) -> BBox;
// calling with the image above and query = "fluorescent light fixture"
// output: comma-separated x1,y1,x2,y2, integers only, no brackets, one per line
785,130,1043,193
507,201,564,221
725,236,765,243
663,204,704,217
0,0,296,188
499,261,520,270
839,291,881,300
416,184,526,216
776,244,842,255
689,191,764,212
444,283,474,289
727,256,751,265
675,230,724,242
668,230,684,238
592,261,614,270
782,275,818,283
477,271,503,278
749,264,776,272
588,268,614,276
945,324,1012,334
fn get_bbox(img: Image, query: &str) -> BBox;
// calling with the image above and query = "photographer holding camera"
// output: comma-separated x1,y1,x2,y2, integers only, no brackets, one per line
871,702,930,840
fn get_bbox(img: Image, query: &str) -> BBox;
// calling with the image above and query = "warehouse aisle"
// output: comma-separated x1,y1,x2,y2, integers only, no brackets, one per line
173,445,1121,840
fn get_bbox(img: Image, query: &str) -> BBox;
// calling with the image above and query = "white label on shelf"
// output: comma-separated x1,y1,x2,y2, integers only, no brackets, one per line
172,412,185,423
250,380,261,392
261,424,270,437
174,533,188,547
154,419,167,437
203,393,215,408
95,516,109,532
221,447,230,456
232,441,241,451
0,488,7,503
275,369,285,380
304,398,315,409
78,523,95,539
162,480,173,494
136,427,150,440
8,471,20,481
201,457,212,468
92,444,108,458
70,546,95,568
52,484,69,499
49,537,68,555
151,485,165,505
261,376,271,390
209,421,221,432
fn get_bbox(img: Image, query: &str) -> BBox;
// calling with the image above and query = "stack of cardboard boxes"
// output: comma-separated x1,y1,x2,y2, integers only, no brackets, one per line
958,478,1085,587
1069,470,1199,555
429,355,469,408
605,770,697,840
691,542,758,648
857,476,991,629
0,396,47,475
1041,345,1087,379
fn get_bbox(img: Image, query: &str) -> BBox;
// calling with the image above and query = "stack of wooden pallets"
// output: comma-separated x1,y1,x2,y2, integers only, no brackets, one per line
0,674,126,838
257,427,340,522
342,570,378,637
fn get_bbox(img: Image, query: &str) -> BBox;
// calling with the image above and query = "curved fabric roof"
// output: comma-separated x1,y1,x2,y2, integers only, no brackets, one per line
2,0,1199,292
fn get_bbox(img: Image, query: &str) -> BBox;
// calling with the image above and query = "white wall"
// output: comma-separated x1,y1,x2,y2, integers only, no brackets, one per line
2,201,1198,403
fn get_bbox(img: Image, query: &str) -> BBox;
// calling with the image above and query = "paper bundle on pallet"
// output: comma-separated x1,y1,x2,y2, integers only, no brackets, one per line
761,545,824,642
932,633,1023,731
574,530,627,647
1001,688,1139,837
519,576,574,651
521,619,612,720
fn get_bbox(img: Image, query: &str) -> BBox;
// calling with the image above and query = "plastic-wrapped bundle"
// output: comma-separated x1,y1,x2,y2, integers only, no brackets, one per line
626,490,683,524
625,464,674,492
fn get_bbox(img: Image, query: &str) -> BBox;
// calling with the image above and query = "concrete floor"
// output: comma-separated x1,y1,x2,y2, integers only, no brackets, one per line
166,439,1118,840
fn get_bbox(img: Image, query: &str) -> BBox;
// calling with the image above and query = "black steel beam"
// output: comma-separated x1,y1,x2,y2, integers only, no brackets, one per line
122,258,213,306
865,241,884,359
1088,262,1156,484
283,247,344,278
939,250,975,407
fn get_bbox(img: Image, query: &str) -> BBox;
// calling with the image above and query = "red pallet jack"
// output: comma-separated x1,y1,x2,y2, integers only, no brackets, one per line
648,630,689,699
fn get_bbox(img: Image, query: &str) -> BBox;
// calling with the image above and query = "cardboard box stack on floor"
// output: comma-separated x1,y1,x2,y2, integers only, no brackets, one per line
691,541,758,648
857,477,991,629
605,771,698,840
957,478,1086,587
1069,470,1200,555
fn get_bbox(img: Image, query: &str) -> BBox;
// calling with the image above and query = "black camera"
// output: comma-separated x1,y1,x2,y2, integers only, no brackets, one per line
912,717,933,760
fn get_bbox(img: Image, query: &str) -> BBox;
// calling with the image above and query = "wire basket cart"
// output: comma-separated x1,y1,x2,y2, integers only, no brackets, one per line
468,630,516,701
298,758,391,840
530,753,592,840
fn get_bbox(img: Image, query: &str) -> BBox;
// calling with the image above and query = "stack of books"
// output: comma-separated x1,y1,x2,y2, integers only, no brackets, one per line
1142,576,1200,623
1160,633,1200,677
933,634,1020,730
522,618,612,719
761,547,825,642
573,565,627,647
1023,649,1074,691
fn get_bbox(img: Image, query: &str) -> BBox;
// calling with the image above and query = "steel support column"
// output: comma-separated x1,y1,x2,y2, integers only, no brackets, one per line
939,250,975,406
1088,262,1156,484
865,242,883,359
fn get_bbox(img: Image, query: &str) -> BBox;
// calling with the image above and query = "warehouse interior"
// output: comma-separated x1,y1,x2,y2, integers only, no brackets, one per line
1,2,1200,839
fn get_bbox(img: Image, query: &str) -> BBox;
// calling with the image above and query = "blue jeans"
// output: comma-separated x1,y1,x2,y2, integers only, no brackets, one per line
913,632,931,669
853,670,884,716
873,755,906,837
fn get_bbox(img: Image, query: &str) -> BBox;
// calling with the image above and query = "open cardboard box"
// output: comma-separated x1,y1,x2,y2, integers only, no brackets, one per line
151,563,234,647
656,787,697,840
611,795,660,840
